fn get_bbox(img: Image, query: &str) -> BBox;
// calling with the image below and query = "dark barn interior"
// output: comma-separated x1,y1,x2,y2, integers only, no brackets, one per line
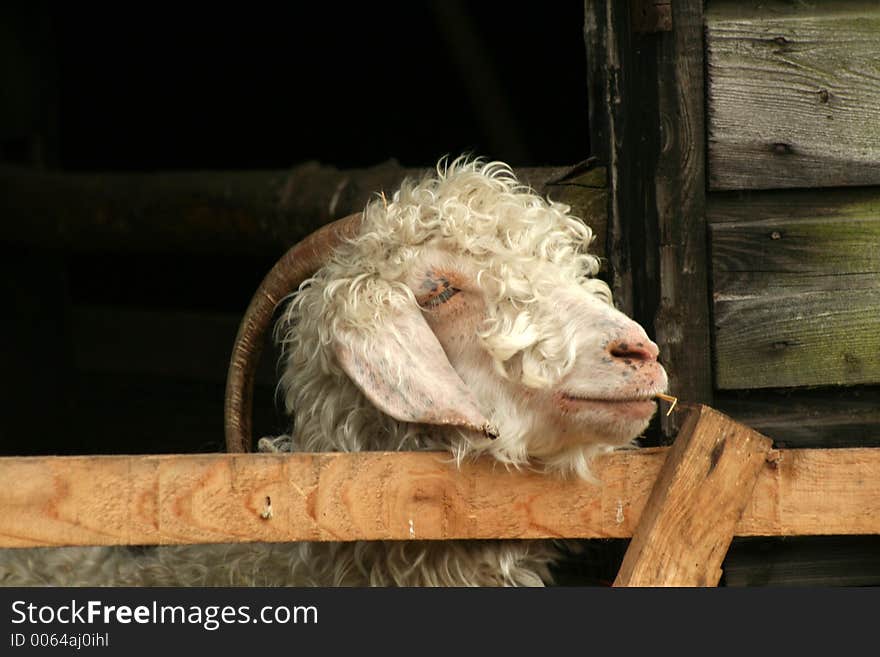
3,2,879,587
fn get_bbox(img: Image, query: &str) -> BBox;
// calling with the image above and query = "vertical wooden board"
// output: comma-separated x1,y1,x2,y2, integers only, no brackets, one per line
583,0,610,165
652,0,714,435
614,405,773,586
583,0,714,439
706,1,880,190
584,0,643,319
709,189,880,389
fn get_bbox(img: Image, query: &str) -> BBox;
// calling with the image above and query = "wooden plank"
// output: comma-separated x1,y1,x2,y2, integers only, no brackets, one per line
585,0,714,438
0,163,607,257
583,0,610,165
2,437,879,548
740,447,880,537
715,387,880,449
0,449,664,548
614,405,772,586
723,535,880,587
584,0,646,320
710,188,880,389
651,0,714,436
715,288,880,389
706,1,880,190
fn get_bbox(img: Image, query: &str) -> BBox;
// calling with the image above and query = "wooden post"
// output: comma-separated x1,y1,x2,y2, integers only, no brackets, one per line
614,405,773,587
584,0,714,439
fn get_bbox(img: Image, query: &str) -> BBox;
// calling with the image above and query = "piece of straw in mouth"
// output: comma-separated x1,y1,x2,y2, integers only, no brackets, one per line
655,393,678,416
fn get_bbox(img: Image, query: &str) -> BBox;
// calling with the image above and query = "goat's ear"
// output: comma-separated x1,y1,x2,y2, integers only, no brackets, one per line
334,306,496,438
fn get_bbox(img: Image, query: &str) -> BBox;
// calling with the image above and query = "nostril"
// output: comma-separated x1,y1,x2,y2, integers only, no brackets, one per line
609,340,658,362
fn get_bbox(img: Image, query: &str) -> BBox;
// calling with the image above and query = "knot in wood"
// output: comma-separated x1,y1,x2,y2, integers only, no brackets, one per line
772,142,793,155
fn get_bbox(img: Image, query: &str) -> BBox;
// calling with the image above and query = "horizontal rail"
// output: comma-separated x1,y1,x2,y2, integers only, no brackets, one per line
1,445,878,548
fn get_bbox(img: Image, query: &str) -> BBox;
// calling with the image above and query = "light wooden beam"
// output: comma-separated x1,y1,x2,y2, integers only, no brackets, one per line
614,405,772,586
1,421,878,549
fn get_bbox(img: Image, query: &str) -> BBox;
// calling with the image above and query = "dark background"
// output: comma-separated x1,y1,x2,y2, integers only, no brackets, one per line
4,3,590,172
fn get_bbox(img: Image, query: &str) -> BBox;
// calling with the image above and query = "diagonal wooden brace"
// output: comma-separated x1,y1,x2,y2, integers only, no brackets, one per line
614,404,773,587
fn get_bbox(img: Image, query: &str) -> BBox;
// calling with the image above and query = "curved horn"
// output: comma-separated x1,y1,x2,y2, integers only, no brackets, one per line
224,213,363,453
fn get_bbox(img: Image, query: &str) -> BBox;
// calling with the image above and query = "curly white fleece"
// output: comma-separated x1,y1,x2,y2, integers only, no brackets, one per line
278,157,611,473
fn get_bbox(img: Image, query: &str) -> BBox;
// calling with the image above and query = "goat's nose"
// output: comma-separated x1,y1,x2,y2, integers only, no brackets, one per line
608,334,659,362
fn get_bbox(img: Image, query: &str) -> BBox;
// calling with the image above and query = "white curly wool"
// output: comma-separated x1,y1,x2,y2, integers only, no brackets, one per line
0,158,667,587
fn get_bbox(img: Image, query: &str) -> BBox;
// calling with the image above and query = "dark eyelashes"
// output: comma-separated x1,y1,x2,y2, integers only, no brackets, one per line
424,286,461,307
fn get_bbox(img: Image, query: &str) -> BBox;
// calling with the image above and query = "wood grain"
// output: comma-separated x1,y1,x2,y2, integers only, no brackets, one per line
706,1,880,190
723,535,880,587
709,188,880,389
739,447,880,537
1,417,879,548
715,387,880,449
584,0,714,439
0,449,664,548
652,0,714,436
614,405,772,586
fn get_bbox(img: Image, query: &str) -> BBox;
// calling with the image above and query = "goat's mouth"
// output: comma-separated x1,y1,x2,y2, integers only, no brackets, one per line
558,393,659,418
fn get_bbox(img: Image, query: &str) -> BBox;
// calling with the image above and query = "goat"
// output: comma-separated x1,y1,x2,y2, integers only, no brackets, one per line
0,157,667,586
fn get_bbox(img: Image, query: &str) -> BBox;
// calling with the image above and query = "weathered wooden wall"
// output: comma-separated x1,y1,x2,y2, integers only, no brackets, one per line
584,0,714,440
710,188,880,390
704,0,880,461
703,0,880,584
706,0,880,190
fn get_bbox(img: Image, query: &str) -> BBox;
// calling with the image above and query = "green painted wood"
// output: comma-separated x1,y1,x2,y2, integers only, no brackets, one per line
710,188,880,389
706,0,880,190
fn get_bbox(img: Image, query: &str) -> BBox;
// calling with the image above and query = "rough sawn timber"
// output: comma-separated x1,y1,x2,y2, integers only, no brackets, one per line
1,406,879,549
614,405,772,586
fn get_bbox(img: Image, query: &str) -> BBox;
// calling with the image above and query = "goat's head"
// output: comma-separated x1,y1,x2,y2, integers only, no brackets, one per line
226,158,667,479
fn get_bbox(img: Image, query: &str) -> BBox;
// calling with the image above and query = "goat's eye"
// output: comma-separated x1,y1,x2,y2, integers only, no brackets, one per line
423,285,460,307
418,273,461,307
